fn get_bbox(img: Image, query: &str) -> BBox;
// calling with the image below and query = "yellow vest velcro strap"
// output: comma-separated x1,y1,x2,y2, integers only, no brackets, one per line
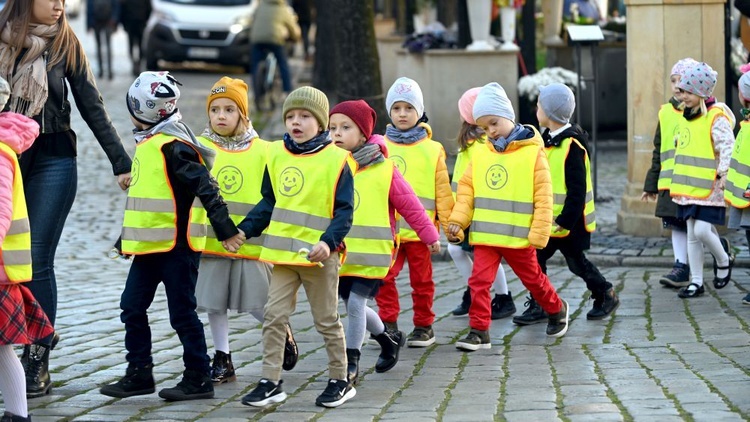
126,197,174,213
263,234,314,255
475,197,534,214
347,226,393,240
122,227,175,242
1,249,32,266
273,208,330,232
472,221,530,239
671,174,714,190
344,251,393,267
676,156,716,168
731,157,750,177
417,196,435,211
6,218,29,235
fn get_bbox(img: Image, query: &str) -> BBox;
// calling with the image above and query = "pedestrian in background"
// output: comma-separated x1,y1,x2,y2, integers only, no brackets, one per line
119,0,152,76
670,61,736,298
100,71,245,401
0,76,54,422
250,0,300,95
0,0,132,398
642,58,697,289
192,76,298,386
86,0,120,80
292,0,313,61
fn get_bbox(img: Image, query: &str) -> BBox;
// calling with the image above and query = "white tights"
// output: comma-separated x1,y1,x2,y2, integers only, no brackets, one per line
686,218,729,286
344,292,385,350
448,243,509,294
208,309,264,354
671,229,688,264
0,345,27,417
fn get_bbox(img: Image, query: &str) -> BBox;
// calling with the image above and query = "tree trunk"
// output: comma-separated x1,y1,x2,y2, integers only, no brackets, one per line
520,0,536,75
312,0,339,92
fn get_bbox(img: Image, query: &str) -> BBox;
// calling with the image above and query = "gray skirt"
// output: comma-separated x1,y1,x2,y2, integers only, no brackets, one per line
728,206,750,230
196,256,272,314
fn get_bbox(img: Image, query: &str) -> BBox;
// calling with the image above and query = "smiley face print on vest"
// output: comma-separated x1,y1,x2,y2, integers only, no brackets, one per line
130,157,141,187
216,165,243,195
353,188,361,211
279,166,305,197
677,127,691,150
485,164,508,190
391,155,407,176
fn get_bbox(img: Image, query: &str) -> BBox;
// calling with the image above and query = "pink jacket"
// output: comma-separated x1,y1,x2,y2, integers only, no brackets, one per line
365,135,439,245
0,112,40,283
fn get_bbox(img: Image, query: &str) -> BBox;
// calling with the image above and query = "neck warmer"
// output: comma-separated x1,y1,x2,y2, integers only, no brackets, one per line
200,124,259,151
385,124,428,144
283,131,331,155
489,124,533,152
133,112,216,169
352,142,384,169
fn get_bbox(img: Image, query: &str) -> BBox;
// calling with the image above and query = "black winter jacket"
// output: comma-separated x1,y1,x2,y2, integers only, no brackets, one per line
642,98,681,219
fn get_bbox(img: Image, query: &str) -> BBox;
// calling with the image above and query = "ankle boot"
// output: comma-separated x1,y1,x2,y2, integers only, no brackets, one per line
345,349,360,385
1,411,31,422
210,351,236,385
373,329,405,373
100,363,156,398
452,287,472,316
25,332,59,398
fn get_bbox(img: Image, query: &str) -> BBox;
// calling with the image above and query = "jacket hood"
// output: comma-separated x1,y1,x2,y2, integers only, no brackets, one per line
366,134,389,158
549,124,590,151
0,112,40,154
714,101,737,129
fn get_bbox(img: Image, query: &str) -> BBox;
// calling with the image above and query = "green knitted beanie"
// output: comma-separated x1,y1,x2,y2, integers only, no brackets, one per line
282,86,329,129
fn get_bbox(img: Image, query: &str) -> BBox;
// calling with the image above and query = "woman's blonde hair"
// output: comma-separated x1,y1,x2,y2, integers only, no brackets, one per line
0,0,84,72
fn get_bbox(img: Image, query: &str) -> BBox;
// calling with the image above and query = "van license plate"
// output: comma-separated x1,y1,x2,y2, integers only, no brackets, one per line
187,47,219,59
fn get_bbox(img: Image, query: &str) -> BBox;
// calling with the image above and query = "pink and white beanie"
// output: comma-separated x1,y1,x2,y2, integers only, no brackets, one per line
670,58,698,77
676,62,717,99
127,71,182,125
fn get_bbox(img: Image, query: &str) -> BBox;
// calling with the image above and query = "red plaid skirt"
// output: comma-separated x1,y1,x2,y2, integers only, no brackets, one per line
0,284,54,345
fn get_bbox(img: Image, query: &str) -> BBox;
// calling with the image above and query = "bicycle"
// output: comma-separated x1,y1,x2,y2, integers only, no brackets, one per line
252,51,283,112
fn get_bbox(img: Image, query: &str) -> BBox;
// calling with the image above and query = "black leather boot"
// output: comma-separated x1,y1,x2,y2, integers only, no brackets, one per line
100,363,156,398
345,348,360,385
210,351,236,385
373,329,405,373
24,332,59,398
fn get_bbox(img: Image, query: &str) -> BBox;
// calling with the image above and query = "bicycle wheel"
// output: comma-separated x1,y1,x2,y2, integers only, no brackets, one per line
253,57,271,111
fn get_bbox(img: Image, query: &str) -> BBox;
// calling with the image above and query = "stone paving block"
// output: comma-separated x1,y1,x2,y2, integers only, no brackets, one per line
567,413,625,422
503,409,561,421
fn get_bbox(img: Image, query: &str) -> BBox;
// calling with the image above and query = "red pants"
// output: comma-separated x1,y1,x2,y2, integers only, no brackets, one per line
469,245,563,331
375,241,434,327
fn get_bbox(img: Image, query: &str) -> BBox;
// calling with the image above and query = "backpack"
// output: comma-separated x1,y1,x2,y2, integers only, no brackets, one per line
92,0,113,24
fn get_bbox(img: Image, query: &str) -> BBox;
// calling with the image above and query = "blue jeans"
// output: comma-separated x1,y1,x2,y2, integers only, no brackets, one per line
251,42,293,93
19,153,77,341
120,250,210,373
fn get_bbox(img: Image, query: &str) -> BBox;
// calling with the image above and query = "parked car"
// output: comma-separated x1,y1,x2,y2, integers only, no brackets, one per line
143,0,255,71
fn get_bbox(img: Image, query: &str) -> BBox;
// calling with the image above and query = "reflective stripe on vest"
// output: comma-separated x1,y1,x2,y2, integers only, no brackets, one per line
670,107,724,199
470,141,538,248
0,143,32,283
340,160,395,278
259,142,349,265
544,137,596,237
657,103,684,191
190,137,268,258
121,133,206,254
725,121,750,208
386,137,442,241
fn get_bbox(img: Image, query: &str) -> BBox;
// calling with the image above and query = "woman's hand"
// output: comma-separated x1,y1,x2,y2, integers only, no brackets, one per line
117,172,132,190
640,192,657,202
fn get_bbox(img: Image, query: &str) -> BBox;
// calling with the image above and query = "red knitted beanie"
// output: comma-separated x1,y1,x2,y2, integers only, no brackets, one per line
329,100,377,139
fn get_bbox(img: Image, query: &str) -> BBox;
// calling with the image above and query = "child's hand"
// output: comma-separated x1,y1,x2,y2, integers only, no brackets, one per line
307,241,331,263
117,172,132,191
448,223,462,237
640,192,657,202
222,229,246,252
428,241,441,254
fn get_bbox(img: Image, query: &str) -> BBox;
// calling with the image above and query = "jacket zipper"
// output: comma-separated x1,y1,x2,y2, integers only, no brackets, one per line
41,51,48,133
61,77,66,112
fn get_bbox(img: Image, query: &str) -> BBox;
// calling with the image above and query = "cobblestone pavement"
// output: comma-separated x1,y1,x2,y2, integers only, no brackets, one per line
4,14,750,422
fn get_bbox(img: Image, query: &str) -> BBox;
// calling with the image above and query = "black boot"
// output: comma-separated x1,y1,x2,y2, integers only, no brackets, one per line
100,363,156,398
1,411,31,422
491,292,517,320
373,329,405,373
210,351,236,385
452,287,471,316
24,332,59,398
158,369,214,401
345,348,360,385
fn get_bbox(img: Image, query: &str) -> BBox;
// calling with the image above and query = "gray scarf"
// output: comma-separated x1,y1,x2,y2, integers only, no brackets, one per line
200,124,259,151
133,112,216,169
385,124,428,144
352,143,384,169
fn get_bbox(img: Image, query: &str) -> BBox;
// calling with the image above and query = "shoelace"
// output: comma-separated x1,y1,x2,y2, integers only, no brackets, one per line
522,296,534,308
25,346,46,380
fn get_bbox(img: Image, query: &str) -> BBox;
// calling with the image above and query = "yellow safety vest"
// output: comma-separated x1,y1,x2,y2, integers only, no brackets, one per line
340,159,395,279
386,136,442,241
657,103,684,191
190,136,268,258
0,143,31,283
671,107,725,199
544,137,596,237
470,141,539,248
725,120,750,208
121,133,207,255
451,136,486,192
260,141,349,266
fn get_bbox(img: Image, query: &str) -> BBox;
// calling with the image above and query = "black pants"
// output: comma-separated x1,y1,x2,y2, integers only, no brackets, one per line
536,237,612,297
120,249,210,374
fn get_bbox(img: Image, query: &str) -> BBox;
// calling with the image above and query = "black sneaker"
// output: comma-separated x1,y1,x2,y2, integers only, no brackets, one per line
406,326,435,347
512,296,547,325
659,261,690,288
742,293,750,305
455,329,491,351
491,292,516,319
546,300,569,337
452,287,471,316
678,283,705,299
158,369,214,401
100,363,155,398
315,379,356,408
241,379,287,407
283,322,299,371
586,288,620,320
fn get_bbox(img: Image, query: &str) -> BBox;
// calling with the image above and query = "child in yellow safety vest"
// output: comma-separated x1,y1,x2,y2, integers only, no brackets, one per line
641,58,697,289
725,64,750,305
100,71,245,401
525,83,619,323
192,77,298,386
670,62,736,299
0,76,54,422
450,87,516,320
375,77,454,348
234,87,356,409
328,99,440,386
447,82,570,351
